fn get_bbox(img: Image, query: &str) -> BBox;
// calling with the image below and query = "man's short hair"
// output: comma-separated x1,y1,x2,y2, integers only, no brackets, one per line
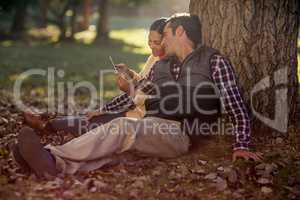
166,13,202,47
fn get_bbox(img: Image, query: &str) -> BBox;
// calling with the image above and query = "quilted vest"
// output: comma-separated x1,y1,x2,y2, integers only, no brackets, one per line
145,45,221,136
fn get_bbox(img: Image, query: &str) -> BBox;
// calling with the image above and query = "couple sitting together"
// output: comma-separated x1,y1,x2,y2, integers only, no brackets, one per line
13,13,262,178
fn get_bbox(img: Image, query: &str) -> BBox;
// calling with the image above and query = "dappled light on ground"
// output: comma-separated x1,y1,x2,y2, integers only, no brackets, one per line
1,40,13,47
28,25,60,43
0,15,152,97
0,30,149,97
110,28,150,55
297,39,300,85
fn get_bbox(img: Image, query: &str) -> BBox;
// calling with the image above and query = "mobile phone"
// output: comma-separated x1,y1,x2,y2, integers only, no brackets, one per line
109,56,118,73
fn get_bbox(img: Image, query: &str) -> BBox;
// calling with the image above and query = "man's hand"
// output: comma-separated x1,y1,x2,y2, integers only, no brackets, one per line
232,149,263,162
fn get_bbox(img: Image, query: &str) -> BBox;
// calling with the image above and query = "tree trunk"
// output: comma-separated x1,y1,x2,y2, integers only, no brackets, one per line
96,0,109,41
81,0,91,30
38,0,49,28
58,16,67,41
10,1,28,38
189,0,299,133
57,0,71,41
70,4,78,40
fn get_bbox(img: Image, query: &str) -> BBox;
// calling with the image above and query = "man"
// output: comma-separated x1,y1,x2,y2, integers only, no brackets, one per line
158,13,261,161
14,13,261,178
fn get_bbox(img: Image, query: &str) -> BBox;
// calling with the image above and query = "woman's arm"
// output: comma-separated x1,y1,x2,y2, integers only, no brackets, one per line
138,55,159,79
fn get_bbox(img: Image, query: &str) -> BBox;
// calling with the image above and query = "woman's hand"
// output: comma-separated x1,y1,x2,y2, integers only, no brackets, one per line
115,63,135,95
115,63,129,73
116,75,130,94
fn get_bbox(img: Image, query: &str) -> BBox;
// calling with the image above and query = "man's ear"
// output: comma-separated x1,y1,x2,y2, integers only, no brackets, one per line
175,25,185,36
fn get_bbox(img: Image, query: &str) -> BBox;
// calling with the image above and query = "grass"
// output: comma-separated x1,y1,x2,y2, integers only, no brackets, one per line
0,41,148,99
0,18,299,101
0,16,155,100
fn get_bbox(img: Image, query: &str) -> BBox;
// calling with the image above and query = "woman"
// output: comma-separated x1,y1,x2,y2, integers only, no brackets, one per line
23,18,167,137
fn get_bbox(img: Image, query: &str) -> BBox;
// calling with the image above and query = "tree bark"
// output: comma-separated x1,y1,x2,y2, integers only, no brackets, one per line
10,1,29,38
189,0,299,133
96,0,109,41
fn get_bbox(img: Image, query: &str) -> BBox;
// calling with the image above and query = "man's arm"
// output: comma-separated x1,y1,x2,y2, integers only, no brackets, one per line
210,54,262,161
210,54,250,150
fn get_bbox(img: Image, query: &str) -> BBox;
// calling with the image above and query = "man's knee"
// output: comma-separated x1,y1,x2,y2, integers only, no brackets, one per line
110,117,137,129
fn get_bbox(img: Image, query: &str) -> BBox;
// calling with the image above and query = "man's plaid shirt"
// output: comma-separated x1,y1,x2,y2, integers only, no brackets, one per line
102,54,251,150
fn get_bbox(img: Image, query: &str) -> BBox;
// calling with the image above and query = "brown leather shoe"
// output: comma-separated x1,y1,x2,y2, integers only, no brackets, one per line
18,127,58,178
23,112,46,131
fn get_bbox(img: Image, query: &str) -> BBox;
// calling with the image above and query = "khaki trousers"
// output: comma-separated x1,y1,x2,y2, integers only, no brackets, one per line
45,117,190,174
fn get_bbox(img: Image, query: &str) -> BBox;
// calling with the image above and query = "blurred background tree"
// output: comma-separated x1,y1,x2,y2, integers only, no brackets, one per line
0,0,189,97
0,0,157,42
0,0,37,39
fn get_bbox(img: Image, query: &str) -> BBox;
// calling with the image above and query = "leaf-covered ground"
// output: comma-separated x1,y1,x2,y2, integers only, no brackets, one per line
0,91,299,200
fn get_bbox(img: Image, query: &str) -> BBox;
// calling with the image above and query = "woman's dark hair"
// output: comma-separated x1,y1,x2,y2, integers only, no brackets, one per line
149,17,168,34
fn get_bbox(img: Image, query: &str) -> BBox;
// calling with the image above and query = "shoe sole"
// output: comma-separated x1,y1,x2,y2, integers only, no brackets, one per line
18,127,58,178
11,144,32,174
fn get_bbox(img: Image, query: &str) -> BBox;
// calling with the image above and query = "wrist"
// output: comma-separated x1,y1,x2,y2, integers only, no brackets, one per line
233,147,249,152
